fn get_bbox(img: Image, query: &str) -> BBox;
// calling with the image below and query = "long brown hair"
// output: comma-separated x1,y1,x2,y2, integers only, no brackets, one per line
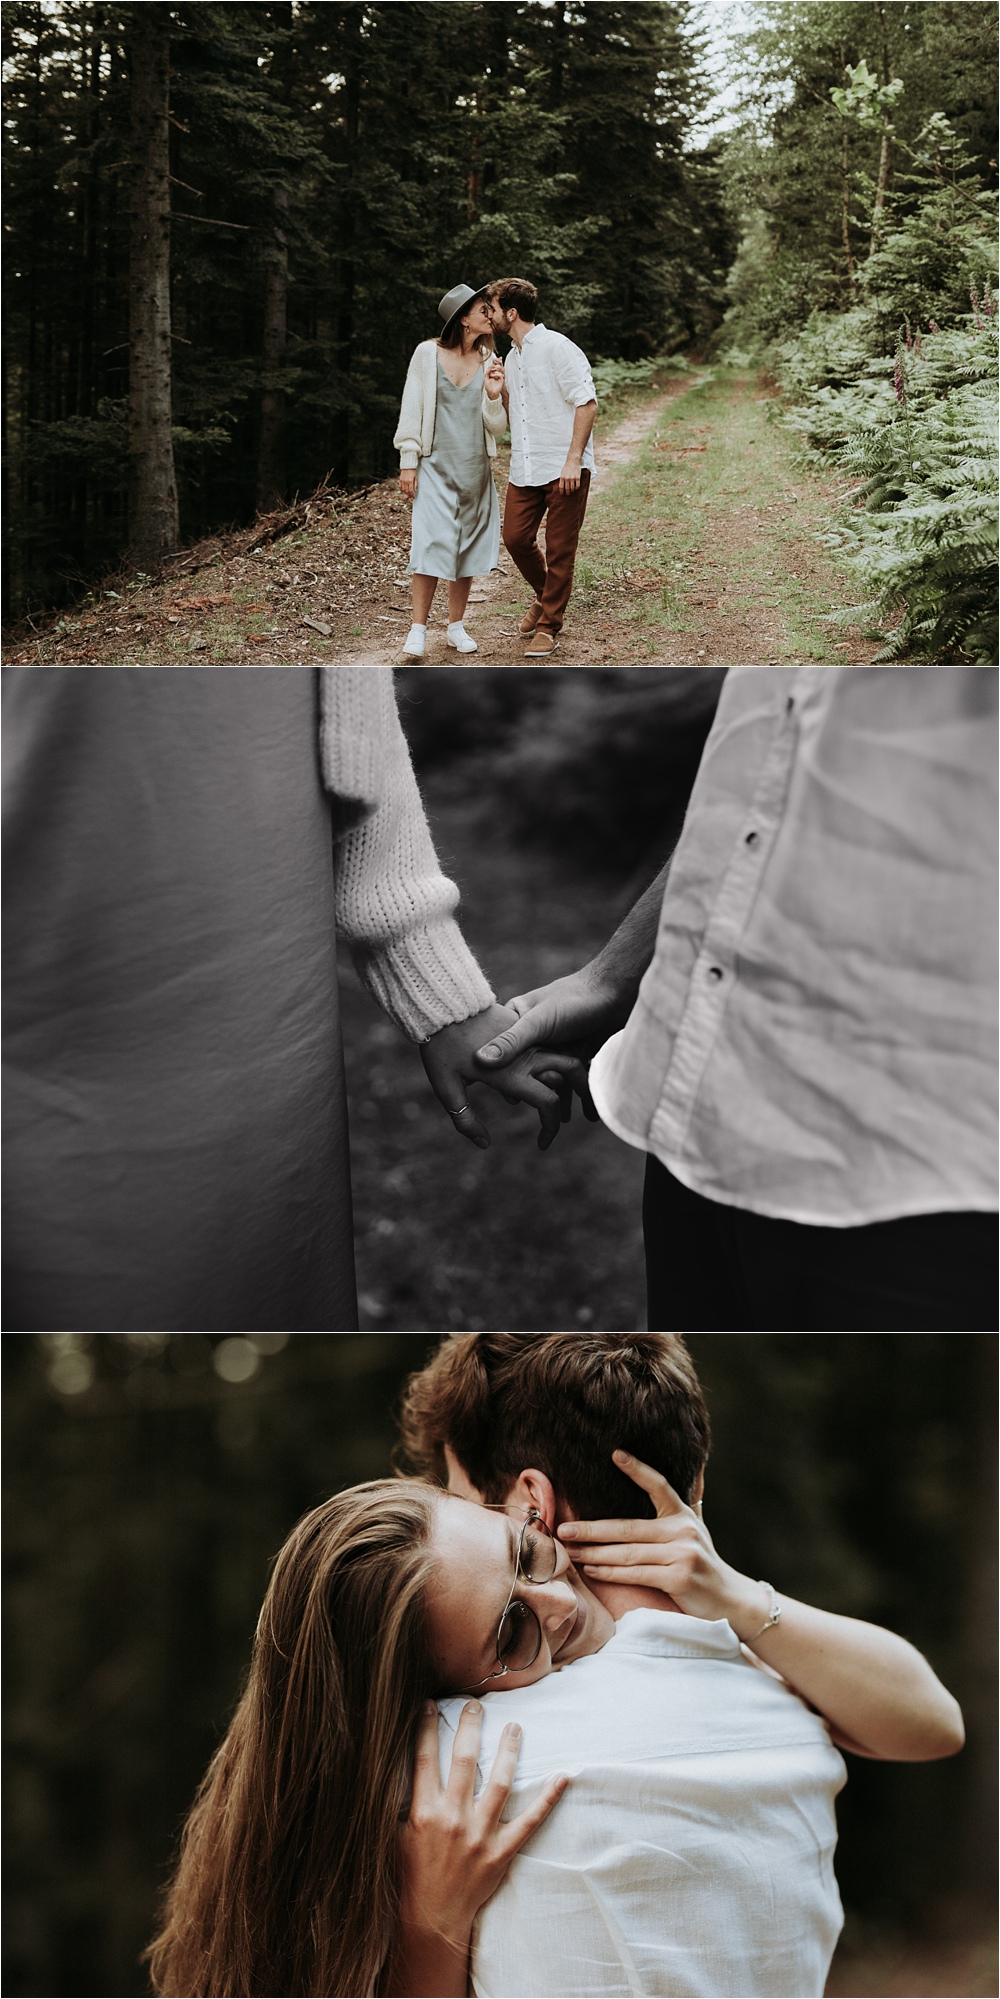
145,1480,438,1998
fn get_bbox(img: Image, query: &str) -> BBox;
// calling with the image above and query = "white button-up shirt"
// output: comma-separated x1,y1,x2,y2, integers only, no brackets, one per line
589,666,998,1227
438,1610,846,1999
504,322,597,487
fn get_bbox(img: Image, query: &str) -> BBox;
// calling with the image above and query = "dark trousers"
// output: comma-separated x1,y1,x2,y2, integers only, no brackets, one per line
502,471,590,635
643,1155,998,1331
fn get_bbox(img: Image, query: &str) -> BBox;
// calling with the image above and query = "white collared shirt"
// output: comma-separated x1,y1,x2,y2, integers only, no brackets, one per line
437,1610,846,1999
589,666,998,1227
504,322,597,486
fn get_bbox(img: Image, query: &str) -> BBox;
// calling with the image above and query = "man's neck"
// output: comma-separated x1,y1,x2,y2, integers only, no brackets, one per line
588,1579,686,1621
510,315,535,350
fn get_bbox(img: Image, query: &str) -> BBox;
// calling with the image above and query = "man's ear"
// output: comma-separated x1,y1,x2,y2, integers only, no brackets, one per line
503,1468,559,1529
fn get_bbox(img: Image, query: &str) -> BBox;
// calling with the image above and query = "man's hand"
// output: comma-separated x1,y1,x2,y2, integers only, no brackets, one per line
558,1450,766,1630
474,962,630,1078
556,455,582,495
484,356,505,400
399,467,417,501
423,1002,592,1151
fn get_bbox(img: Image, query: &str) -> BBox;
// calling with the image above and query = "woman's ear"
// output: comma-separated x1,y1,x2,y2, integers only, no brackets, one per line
504,1467,558,1529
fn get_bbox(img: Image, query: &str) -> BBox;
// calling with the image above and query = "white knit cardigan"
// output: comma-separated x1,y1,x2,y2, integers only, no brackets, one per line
319,668,495,1041
393,340,508,469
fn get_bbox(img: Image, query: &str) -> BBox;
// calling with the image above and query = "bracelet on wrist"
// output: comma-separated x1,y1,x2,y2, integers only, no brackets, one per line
754,1580,781,1638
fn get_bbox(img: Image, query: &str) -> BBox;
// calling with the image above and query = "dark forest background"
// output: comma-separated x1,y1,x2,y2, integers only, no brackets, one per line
4,1,996,624
4,1333,997,1999
2,0,733,612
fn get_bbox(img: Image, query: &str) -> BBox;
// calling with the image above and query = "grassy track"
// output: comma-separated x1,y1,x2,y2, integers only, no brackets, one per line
4,366,884,666
488,366,881,665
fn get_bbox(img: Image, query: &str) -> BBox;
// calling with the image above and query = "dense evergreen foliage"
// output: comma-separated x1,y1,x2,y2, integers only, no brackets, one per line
2,0,732,613
716,2,998,660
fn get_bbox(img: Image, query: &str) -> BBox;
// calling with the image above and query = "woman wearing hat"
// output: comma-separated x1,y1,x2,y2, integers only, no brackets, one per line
394,283,507,659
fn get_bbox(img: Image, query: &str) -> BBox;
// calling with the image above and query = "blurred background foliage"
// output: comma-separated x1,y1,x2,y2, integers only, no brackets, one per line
4,1333,996,1998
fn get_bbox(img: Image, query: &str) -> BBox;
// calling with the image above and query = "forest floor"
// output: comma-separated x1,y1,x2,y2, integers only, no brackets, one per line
5,364,892,667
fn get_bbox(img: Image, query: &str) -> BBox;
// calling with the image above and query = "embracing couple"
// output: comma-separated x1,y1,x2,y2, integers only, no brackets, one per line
147,1333,964,1998
394,277,596,659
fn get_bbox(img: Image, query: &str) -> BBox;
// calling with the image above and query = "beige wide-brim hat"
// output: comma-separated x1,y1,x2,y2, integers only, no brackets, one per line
437,281,490,341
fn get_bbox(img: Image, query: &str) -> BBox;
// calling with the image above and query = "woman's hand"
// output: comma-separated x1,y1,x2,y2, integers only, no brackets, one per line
422,1002,595,1151
558,1451,751,1625
399,467,418,501
388,1700,569,1998
560,1453,966,1764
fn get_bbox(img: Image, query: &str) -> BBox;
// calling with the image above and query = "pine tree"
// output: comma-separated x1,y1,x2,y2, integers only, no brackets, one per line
125,2,178,564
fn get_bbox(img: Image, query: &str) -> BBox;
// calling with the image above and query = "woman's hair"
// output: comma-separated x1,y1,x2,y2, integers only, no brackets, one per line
145,1479,438,1998
438,295,494,351
396,1334,710,1518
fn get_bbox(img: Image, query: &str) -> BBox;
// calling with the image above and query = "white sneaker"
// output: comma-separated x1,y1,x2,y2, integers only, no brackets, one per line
402,624,426,659
447,622,478,653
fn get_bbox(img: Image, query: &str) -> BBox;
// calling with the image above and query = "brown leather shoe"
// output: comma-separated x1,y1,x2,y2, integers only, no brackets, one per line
519,600,544,635
523,629,559,656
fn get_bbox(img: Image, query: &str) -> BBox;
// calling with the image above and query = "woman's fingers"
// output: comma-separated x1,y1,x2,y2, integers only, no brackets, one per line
498,1773,571,1860
410,1700,445,1806
445,1700,484,1802
477,1721,523,1827
581,1563,679,1588
557,1453,689,1538
568,1540,670,1568
610,1450,688,1516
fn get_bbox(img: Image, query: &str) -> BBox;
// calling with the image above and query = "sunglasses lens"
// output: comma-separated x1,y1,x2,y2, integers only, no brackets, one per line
497,1599,542,1672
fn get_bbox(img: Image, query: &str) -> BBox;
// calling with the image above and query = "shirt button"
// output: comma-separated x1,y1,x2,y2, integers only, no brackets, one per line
707,965,724,982
745,830,759,847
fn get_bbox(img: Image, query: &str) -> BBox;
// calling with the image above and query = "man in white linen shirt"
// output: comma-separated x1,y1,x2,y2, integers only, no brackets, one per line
398,1333,963,1999
486,276,597,656
474,665,998,1331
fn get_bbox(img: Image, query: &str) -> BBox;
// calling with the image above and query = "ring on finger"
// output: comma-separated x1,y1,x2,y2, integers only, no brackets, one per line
449,1103,472,1118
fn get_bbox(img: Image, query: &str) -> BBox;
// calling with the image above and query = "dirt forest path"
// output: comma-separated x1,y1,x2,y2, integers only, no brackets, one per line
6,368,884,666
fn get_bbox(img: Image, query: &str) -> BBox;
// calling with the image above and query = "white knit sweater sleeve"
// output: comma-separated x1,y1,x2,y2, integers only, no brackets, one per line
320,668,495,1041
393,344,427,470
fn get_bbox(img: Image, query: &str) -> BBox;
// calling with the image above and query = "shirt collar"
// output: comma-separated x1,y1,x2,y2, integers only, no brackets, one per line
607,1607,744,1661
521,321,545,346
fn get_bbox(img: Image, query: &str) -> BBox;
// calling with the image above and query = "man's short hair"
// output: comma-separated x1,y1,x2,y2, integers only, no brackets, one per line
395,1335,710,1519
488,277,538,322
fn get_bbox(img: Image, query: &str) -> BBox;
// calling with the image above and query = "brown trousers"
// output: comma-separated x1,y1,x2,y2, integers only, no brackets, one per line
502,471,591,635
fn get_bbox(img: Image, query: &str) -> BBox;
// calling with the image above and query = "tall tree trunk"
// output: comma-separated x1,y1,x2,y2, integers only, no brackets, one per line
332,50,360,484
256,186,289,513
126,3,177,565
839,48,857,294
868,5,894,258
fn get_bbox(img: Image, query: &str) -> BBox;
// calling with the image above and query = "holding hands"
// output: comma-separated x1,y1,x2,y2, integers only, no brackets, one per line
422,1001,595,1150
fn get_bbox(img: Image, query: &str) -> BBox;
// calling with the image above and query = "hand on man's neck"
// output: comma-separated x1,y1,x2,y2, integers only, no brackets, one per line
443,1446,684,1620
549,1502,685,1623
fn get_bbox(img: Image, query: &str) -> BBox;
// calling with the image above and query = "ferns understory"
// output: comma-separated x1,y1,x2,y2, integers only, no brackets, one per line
721,113,999,663
782,312,998,662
